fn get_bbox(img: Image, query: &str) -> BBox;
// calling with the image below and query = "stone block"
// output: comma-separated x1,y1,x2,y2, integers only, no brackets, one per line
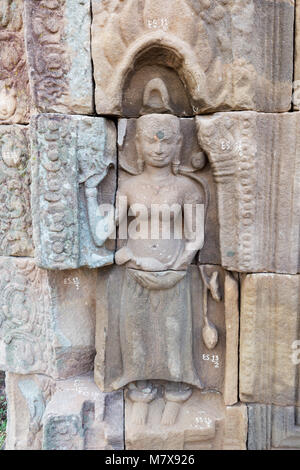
0,257,96,378
24,0,93,114
30,114,117,270
0,0,30,123
91,0,294,116
125,385,247,450
5,373,124,450
248,404,300,450
240,273,300,406
197,112,300,274
0,125,33,256
43,374,124,450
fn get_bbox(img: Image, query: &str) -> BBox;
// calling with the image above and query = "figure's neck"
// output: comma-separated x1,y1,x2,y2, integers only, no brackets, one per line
143,164,172,180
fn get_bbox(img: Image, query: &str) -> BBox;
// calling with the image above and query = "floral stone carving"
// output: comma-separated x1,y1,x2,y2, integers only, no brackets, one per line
30,114,117,270
0,257,97,378
24,0,93,114
0,125,33,256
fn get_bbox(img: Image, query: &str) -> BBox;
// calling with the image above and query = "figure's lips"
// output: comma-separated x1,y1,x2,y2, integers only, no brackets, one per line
152,156,166,161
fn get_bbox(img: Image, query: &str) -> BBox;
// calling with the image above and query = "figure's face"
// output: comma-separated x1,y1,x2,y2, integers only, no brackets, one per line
136,115,181,168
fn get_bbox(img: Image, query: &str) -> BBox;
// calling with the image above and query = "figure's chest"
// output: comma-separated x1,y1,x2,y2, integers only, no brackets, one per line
127,184,182,208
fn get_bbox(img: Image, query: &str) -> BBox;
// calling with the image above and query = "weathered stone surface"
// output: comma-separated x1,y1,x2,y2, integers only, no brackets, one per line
24,0,93,114
223,272,239,406
0,257,96,378
92,0,294,116
0,126,33,257
240,274,300,406
94,264,239,399
197,112,300,274
0,0,30,123
6,373,124,450
294,0,300,110
248,404,300,450
125,385,246,450
5,372,55,450
30,114,117,270
118,116,221,266
43,374,124,450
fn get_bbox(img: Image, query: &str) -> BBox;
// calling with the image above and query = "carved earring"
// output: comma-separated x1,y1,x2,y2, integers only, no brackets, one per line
172,159,180,175
137,158,144,174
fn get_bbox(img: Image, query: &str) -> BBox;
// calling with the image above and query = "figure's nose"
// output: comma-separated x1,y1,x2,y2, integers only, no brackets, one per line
154,142,163,154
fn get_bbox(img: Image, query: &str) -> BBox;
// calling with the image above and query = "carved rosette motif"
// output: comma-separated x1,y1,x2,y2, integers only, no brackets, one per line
30,114,116,270
31,115,79,269
0,258,56,376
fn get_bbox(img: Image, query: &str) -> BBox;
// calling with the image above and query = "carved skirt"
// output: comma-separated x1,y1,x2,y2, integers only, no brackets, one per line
113,268,203,389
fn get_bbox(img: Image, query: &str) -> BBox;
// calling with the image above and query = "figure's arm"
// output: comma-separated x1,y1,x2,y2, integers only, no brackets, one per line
85,167,115,247
173,181,204,270
114,187,134,265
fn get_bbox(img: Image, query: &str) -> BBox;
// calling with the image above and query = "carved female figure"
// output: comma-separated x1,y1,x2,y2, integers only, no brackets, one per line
106,114,206,391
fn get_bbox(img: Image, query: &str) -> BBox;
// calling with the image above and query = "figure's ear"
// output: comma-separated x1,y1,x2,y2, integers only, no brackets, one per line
135,134,144,174
135,133,141,155
172,133,182,174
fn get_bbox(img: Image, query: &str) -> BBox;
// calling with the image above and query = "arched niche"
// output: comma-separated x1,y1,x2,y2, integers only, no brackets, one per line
122,45,193,117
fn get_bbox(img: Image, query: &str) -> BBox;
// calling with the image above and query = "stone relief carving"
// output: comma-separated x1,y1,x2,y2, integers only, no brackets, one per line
91,0,294,116
5,372,56,450
0,258,56,376
248,404,300,450
24,0,93,114
0,126,33,256
197,112,300,274
5,373,123,450
0,257,97,378
0,0,23,32
94,264,239,400
0,0,30,124
30,114,117,270
1,0,298,452
91,95,241,452
115,113,207,272
125,385,247,450
117,116,221,265
42,374,124,450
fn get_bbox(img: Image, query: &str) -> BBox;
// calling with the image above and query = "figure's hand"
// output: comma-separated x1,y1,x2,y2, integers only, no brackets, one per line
115,246,133,265
172,250,194,270
85,166,109,189
134,257,168,271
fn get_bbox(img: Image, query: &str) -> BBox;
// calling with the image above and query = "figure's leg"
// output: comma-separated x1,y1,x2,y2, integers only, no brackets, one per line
127,381,157,425
161,382,192,426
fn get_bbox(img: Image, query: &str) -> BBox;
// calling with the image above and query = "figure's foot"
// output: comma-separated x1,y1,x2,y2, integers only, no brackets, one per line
131,402,149,426
160,401,180,426
161,383,193,426
128,381,157,426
